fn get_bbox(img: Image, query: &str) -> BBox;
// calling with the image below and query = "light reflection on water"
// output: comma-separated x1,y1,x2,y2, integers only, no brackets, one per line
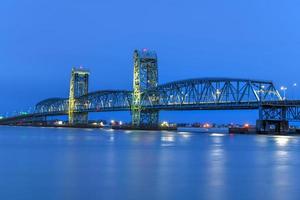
0,127,300,200
208,133,225,190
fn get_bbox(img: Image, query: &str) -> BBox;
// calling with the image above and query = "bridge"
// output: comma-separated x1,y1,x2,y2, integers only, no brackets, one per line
1,49,300,132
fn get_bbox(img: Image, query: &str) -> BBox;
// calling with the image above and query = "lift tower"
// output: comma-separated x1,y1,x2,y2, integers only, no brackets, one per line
132,49,159,128
68,67,89,124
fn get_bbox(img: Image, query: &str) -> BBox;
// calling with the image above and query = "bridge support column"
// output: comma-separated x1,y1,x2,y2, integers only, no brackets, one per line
68,67,89,125
256,120,289,133
132,49,159,128
140,110,159,128
257,105,289,133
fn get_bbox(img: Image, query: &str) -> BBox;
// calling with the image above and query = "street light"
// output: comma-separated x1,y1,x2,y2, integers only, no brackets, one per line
292,83,297,100
280,86,288,100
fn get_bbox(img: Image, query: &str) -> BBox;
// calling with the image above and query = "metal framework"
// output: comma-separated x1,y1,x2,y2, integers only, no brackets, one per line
132,49,159,127
32,78,282,112
76,90,132,112
36,98,68,113
5,50,300,128
142,78,282,109
68,67,89,124
3,78,300,126
34,90,132,114
259,100,300,121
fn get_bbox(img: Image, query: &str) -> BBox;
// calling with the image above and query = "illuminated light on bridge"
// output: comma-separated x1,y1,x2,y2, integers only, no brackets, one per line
280,86,288,100
1,49,300,132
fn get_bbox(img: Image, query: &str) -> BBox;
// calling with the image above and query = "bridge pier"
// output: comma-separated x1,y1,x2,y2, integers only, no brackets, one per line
257,105,289,133
139,110,159,128
70,113,89,125
256,120,289,133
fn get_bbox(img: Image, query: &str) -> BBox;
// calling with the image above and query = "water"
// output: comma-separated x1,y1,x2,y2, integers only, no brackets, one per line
0,127,300,200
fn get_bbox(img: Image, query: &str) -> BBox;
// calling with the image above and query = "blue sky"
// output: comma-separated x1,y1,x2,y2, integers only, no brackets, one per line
1,0,300,123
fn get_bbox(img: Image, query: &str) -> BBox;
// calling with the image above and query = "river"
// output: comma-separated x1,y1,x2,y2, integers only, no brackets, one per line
0,126,299,200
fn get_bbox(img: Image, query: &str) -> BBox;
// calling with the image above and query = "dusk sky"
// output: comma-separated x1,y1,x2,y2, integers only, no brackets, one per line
1,0,300,123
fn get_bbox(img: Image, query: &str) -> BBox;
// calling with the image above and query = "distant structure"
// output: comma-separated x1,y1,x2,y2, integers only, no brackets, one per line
132,49,159,128
68,67,89,124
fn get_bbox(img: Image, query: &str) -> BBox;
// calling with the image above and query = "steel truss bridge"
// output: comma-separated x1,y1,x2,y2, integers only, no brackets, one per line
1,49,300,132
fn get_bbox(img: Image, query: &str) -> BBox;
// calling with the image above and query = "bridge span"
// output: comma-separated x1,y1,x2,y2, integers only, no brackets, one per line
1,49,300,132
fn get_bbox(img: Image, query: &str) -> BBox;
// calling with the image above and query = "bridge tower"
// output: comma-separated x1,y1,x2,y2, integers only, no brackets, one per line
68,67,89,124
132,49,159,128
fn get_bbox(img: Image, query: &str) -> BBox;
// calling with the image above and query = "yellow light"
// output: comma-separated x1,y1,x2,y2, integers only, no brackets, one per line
161,121,169,127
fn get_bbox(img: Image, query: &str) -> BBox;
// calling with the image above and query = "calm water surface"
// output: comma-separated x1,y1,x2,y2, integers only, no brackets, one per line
0,126,300,200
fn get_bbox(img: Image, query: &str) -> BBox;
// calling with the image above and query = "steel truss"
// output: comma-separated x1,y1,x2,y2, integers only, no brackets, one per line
35,91,132,114
76,90,132,112
142,78,282,108
259,101,300,121
35,98,68,113
132,49,159,127
34,78,283,113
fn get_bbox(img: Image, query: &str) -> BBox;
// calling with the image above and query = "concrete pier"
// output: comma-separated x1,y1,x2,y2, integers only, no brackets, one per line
256,120,289,133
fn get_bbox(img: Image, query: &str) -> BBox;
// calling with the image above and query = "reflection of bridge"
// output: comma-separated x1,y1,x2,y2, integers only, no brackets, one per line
1,49,300,132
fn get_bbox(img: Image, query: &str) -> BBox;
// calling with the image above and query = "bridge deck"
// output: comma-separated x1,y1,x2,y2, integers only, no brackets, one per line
2,100,300,124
